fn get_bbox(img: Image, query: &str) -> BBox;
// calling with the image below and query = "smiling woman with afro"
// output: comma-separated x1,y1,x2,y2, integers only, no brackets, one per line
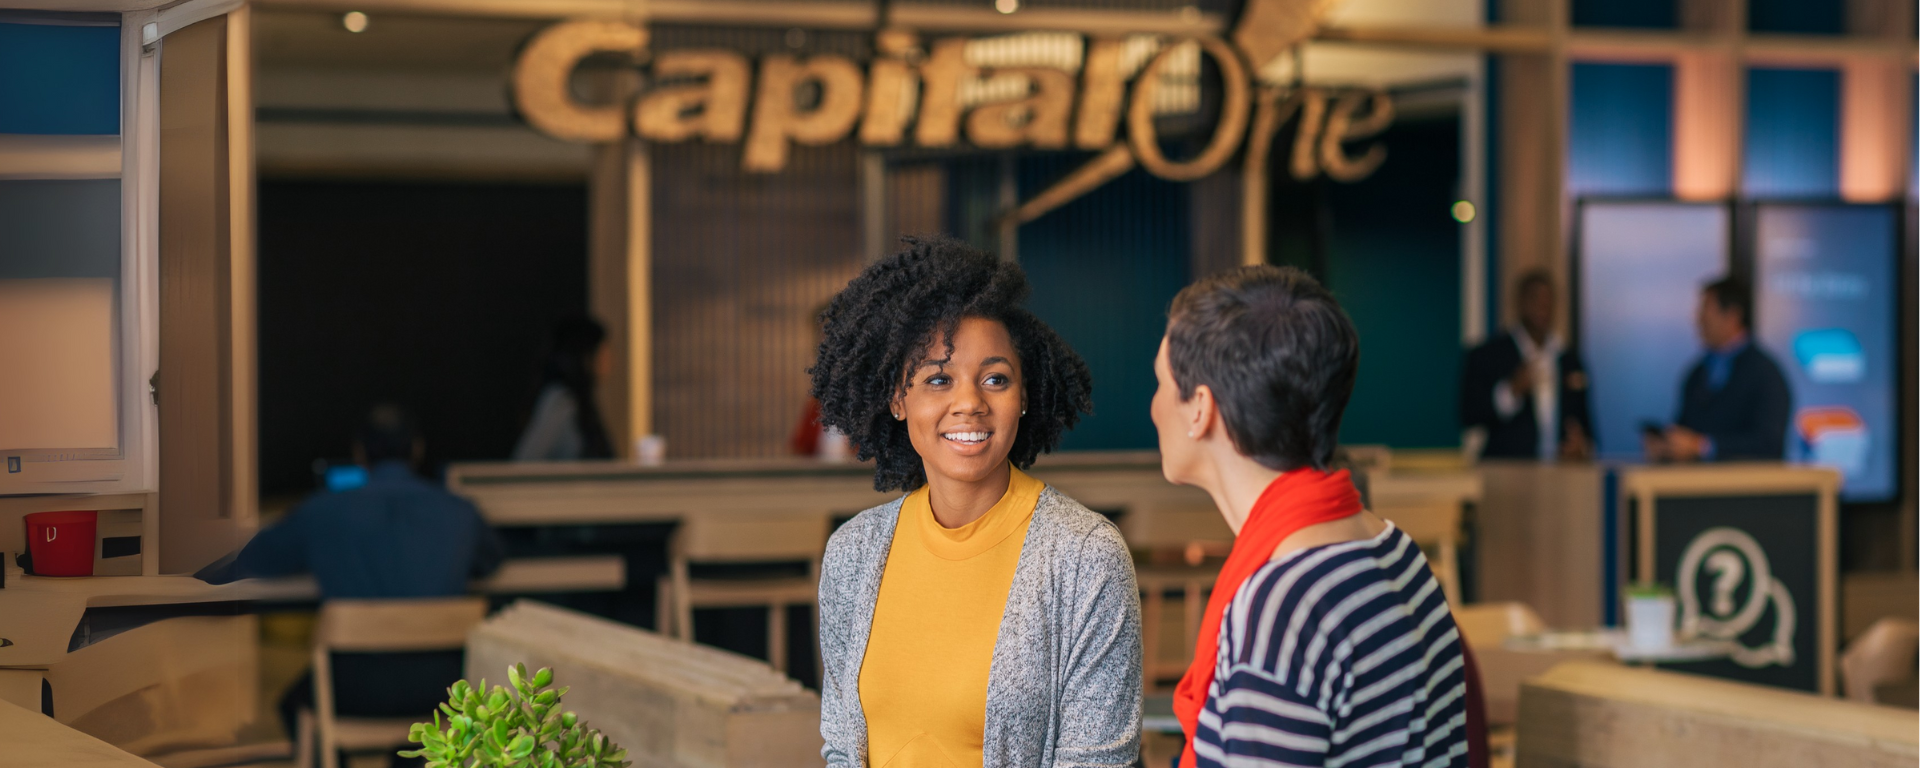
810,235,1142,768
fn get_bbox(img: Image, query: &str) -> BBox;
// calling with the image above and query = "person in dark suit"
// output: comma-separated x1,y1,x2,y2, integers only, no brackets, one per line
1460,270,1593,461
1646,276,1792,462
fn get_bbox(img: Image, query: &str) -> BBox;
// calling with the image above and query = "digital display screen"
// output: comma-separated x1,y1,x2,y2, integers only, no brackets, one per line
1578,202,1731,459
1752,204,1899,502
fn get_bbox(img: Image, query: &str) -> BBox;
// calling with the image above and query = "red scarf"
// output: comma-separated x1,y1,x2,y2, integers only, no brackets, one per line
1175,468,1364,768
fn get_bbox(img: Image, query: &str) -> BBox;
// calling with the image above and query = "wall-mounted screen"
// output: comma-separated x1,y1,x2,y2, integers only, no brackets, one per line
1751,204,1899,502
1578,201,1730,459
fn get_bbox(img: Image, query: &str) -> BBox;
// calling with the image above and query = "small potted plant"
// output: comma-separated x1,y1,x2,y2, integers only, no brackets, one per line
402,664,629,768
1623,582,1676,651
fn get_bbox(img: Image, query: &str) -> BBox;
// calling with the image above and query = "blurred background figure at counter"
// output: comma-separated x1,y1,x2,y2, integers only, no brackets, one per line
1645,276,1792,462
513,315,617,462
1460,269,1593,461
791,301,852,461
218,405,503,764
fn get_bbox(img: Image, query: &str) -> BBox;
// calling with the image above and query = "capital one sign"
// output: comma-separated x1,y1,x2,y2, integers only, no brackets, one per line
511,0,1390,202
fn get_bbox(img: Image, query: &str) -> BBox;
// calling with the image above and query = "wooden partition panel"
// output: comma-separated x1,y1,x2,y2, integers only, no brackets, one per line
157,14,253,574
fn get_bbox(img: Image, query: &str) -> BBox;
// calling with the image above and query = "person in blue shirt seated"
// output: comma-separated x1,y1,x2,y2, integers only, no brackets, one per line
232,404,503,765
1645,276,1792,462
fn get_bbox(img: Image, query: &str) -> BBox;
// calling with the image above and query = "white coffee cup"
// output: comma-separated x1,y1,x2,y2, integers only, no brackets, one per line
636,434,666,467
818,428,851,462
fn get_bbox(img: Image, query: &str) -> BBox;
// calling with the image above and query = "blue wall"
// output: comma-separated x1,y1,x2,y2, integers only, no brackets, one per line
1569,63,1673,197
1016,156,1191,451
0,22,120,135
1323,117,1465,449
1744,68,1841,198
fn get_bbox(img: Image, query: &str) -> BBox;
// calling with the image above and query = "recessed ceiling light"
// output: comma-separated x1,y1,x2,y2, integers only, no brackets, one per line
995,0,1019,14
341,11,369,33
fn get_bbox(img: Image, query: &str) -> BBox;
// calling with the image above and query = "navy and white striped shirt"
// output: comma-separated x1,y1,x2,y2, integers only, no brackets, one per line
1193,523,1468,768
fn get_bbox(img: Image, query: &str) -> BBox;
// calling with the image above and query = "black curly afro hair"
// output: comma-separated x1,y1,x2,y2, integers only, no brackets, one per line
809,236,1094,492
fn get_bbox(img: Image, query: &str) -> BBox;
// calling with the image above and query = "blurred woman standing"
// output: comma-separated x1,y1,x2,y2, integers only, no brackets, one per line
513,314,615,461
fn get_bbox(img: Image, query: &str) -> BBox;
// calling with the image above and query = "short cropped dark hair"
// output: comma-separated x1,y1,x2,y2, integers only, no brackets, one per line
1166,265,1359,472
809,236,1094,492
1515,268,1554,299
1703,275,1751,329
355,404,419,465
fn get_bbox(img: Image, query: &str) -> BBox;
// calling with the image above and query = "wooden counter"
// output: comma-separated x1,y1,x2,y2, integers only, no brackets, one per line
1516,661,1916,768
0,697,160,768
446,451,1229,549
1618,463,1840,695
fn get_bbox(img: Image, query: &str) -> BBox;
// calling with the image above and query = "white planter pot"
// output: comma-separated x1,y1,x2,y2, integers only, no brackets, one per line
1625,595,1676,651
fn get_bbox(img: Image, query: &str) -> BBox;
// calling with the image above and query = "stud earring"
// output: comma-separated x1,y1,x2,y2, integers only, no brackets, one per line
1021,409,1027,416
1187,430,1196,438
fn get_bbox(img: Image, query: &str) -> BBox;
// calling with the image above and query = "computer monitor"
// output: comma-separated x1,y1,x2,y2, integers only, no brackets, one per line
1751,203,1900,502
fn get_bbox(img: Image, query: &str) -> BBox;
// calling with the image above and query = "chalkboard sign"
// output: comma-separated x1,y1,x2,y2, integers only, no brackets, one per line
1645,493,1823,692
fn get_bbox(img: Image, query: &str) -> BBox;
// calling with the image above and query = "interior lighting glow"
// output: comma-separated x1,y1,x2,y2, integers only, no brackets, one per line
1451,200,1476,223
341,11,369,33
995,0,1020,14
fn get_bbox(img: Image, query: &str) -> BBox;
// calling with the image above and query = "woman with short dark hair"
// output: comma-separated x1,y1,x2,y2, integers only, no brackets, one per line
812,236,1141,768
1151,266,1468,768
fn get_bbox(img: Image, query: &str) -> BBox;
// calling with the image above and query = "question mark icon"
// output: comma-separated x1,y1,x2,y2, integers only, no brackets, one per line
1704,549,1746,617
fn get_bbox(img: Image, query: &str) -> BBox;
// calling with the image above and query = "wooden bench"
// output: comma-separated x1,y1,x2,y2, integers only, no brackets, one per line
467,600,821,768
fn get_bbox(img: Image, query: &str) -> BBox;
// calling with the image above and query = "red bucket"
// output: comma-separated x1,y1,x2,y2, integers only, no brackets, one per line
24,510,96,577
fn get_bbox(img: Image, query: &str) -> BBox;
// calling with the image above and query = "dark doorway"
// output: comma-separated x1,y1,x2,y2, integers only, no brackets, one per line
257,180,589,496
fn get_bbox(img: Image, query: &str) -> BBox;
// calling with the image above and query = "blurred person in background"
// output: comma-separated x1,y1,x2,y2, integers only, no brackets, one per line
792,301,851,459
1460,269,1593,461
219,405,503,766
513,314,616,461
1645,276,1791,462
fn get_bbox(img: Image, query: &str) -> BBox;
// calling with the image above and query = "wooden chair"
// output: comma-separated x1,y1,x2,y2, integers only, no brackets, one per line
1137,564,1218,690
295,597,489,768
656,511,830,675
1367,472,1481,608
1841,618,1919,705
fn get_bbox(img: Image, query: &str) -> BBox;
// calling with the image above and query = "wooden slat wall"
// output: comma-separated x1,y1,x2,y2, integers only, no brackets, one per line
649,140,863,459
157,16,239,574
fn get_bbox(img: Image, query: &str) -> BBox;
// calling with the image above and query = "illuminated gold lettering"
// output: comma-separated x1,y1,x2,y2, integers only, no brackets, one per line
1074,38,1127,149
861,30,920,147
1127,37,1251,181
914,38,972,148
1318,90,1393,181
510,20,647,143
743,54,865,172
634,50,750,143
1290,89,1327,180
966,68,1074,149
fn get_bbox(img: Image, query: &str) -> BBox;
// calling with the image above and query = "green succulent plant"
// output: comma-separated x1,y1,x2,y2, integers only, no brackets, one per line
400,664,629,768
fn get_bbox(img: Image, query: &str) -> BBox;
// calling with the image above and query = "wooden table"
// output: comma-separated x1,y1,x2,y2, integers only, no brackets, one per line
0,697,160,767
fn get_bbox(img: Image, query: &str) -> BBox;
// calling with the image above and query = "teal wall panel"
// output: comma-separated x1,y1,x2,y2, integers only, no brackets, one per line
0,22,120,135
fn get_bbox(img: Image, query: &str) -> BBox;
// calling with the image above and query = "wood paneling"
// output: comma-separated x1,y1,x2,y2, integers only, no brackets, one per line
649,141,862,459
1477,462,1606,630
157,16,235,575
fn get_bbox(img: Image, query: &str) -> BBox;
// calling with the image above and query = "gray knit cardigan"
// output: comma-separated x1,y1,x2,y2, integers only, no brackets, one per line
817,485,1144,768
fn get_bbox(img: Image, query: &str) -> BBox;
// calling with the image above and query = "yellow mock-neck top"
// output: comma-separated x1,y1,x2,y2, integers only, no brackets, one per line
858,466,1045,768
